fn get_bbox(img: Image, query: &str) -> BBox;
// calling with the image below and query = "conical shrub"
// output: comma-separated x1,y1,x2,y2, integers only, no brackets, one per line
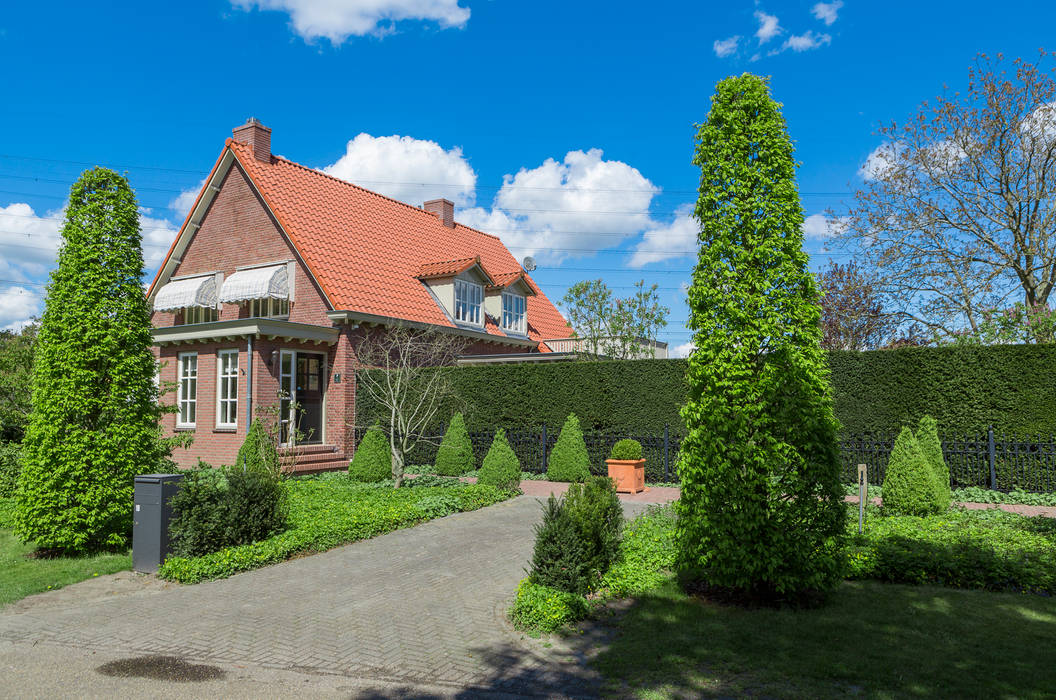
916,415,951,511
236,419,281,475
434,413,474,476
477,429,521,491
349,425,392,482
547,413,591,482
881,427,944,516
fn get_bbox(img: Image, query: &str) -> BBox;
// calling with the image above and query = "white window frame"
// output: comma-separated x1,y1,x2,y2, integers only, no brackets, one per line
248,297,290,319
216,349,239,430
181,306,218,325
176,352,198,428
501,292,527,334
454,279,483,327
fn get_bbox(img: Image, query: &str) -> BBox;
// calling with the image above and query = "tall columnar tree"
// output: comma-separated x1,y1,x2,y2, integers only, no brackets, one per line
15,168,166,553
677,74,846,603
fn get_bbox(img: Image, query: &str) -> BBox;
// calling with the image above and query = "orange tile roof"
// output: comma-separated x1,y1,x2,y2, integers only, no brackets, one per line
489,270,537,295
223,139,571,348
416,257,493,283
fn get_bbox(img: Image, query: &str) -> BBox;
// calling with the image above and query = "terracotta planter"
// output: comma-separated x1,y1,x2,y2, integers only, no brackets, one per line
606,458,646,494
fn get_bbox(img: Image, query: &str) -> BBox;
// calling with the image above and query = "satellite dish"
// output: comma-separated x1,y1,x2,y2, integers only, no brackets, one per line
522,256,537,272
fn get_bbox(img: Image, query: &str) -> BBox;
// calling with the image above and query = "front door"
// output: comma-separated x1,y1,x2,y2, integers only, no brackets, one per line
279,350,325,445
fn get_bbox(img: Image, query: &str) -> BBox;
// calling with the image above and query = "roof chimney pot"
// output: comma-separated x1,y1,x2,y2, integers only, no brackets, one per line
423,198,455,228
232,117,272,163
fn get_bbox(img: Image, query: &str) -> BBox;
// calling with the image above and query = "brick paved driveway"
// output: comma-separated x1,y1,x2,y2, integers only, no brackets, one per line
0,494,663,697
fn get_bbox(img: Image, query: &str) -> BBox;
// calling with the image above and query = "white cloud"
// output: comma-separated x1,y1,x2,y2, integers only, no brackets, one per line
713,35,740,58
811,1,843,26
323,133,477,207
629,205,698,267
673,341,695,358
754,11,782,44
0,203,63,279
0,285,42,332
169,177,206,221
782,30,831,52
231,0,470,43
460,149,658,264
802,213,846,240
859,142,902,181
138,208,180,272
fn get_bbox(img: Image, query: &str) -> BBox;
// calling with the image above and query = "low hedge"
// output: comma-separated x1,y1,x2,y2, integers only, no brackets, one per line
159,479,510,583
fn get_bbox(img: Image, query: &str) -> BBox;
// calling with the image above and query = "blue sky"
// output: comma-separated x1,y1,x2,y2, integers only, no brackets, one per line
1,0,1053,352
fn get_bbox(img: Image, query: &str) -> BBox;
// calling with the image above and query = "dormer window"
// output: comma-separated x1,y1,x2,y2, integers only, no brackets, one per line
501,292,526,334
454,279,483,326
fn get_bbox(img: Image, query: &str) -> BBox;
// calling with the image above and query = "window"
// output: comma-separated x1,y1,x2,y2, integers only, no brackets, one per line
248,298,289,318
177,352,198,428
454,279,483,326
501,292,527,334
180,306,218,325
216,350,238,429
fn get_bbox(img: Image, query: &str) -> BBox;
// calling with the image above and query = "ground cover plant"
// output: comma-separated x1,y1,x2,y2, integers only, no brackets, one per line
0,498,130,607
159,476,511,583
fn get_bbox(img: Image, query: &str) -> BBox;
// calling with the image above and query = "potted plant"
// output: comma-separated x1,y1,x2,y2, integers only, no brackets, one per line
606,439,646,494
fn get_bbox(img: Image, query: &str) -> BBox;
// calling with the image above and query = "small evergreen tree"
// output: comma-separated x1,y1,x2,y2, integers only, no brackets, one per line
477,428,521,491
15,168,166,552
677,75,846,603
349,426,392,482
547,413,591,482
236,418,282,475
564,476,623,586
434,412,474,476
916,415,951,510
882,426,945,516
528,495,590,594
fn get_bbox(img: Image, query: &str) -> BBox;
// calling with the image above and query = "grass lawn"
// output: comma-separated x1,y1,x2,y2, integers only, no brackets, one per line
0,498,131,607
594,578,1056,699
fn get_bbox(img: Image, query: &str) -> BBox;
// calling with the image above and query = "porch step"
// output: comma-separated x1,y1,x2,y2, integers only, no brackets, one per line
280,445,348,475
279,443,340,457
285,458,350,475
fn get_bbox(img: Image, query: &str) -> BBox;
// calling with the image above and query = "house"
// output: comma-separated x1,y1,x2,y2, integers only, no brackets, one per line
148,119,571,472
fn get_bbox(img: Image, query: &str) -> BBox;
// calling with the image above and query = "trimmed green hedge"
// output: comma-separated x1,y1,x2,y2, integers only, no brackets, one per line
357,344,1056,436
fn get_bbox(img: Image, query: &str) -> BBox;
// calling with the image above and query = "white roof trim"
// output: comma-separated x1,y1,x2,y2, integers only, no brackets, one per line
153,274,218,312
219,264,288,303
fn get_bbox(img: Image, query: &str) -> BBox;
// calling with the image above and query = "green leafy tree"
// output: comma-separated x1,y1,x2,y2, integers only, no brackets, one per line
881,427,945,516
477,428,521,491
349,425,392,483
15,169,167,552
561,279,669,358
677,74,846,603
547,413,591,482
916,415,951,510
0,323,37,443
434,412,474,476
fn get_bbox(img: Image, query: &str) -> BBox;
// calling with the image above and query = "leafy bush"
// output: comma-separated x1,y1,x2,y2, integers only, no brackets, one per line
882,427,945,516
223,466,288,547
510,578,589,633
565,476,623,584
168,469,230,557
917,415,952,510
235,418,282,473
547,413,591,482
413,493,463,519
528,495,590,594
846,508,1056,594
600,505,678,597
477,429,521,491
159,481,509,583
0,442,19,498
434,413,474,476
349,425,392,483
609,439,643,461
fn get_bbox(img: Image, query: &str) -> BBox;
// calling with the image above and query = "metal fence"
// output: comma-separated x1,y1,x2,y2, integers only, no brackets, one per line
354,425,1056,493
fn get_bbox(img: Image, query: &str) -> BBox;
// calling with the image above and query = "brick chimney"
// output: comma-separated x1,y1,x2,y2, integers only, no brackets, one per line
423,198,455,228
232,118,272,163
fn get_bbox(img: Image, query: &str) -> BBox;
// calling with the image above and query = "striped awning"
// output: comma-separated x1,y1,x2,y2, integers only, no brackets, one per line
153,275,217,312
219,264,288,303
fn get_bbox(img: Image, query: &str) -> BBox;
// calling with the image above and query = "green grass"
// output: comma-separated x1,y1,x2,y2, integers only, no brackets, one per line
594,579,1056,699
0,498,131,607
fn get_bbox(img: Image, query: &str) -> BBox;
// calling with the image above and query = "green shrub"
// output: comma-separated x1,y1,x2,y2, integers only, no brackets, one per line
223,466,288,547
882,427,945,516
565,476,623,585
413,493,462,519
235,419,281,473
846,508,1056,594
0,442,19,498
434,413,474,476
917,415,951,510
600,505,678,597
349,425,392,482
528,495,590,594
477,429,521,491
510,578,590,633
609,439,642,461
168,469,231,558
547,414,591,482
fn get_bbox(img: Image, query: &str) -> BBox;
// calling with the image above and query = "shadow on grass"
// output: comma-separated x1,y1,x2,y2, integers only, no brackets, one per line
590,578,1056,699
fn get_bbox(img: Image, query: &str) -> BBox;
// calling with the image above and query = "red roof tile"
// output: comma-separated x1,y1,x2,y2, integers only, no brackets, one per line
417,257,494,283
222,140,570,348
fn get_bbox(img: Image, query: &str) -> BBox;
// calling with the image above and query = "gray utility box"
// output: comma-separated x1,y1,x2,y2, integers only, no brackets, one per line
132,474,185,574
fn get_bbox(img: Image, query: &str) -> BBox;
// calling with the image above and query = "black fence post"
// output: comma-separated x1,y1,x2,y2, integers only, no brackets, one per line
663,424,670,482
540,423,547,471
988,425,997,490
